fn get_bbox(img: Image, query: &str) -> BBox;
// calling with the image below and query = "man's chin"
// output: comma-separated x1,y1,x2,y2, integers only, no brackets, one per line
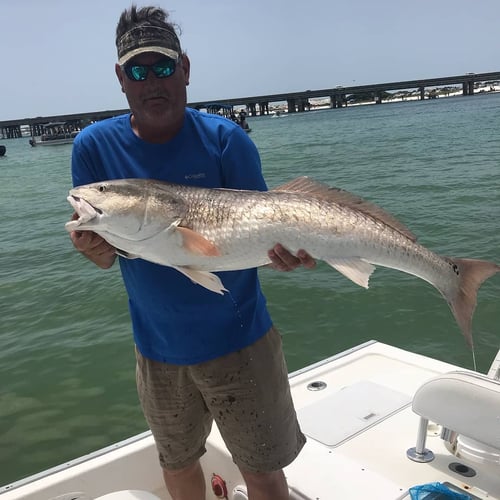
142,102,173,120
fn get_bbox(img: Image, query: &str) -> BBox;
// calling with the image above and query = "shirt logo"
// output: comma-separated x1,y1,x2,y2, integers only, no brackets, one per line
185,173,206,180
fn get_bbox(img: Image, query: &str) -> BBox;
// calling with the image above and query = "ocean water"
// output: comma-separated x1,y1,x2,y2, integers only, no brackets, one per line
1,94,499,486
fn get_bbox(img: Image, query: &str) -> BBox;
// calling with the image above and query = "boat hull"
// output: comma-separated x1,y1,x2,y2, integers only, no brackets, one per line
30,136,76,147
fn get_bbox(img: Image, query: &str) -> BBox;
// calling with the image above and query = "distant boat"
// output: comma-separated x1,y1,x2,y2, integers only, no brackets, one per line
30,122,79,147
0,145,5,156
202,103,252,133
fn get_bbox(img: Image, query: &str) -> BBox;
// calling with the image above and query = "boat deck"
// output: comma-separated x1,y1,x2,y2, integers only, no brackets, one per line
1,340,499,500
283,341,499,499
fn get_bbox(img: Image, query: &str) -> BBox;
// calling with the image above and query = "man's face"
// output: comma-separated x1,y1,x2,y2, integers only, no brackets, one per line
116,51,190,132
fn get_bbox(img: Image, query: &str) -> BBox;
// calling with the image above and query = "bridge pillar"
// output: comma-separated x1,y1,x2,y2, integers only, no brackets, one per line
32,123,46,136
374,93,383,104
3,125,22,138
258,102,269,115
247,103,257,116
296,98,310,112
330,94,344,108
419,86,425,100
462,82,472,96
287,99,296,113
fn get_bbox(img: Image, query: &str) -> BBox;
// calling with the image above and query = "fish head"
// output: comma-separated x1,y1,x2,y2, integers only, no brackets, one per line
65,179,181,240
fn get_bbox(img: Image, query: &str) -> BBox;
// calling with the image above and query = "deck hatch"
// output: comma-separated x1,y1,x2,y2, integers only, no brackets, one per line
298,380,411,446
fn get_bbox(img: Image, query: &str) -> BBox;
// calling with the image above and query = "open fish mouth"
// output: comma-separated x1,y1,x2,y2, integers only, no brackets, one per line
65,195,100,231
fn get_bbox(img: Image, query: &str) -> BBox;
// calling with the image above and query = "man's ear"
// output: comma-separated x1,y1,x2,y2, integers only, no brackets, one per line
115,63,125,92
181,54,191,86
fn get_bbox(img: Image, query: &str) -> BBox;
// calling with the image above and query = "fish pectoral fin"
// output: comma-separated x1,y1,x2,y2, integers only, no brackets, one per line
65,220,79,232
325,258,376,289
176,227,221,257
172,266,227,295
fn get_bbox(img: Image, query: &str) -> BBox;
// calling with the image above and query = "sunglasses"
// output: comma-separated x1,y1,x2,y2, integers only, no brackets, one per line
123,56,179,82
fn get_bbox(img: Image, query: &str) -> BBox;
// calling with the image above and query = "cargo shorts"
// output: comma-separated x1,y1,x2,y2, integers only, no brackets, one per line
135,326,306,472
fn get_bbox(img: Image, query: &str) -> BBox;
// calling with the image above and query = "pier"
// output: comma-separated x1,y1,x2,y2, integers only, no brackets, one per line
1,71,500,138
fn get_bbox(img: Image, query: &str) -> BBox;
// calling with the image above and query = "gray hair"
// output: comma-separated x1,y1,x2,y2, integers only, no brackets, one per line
115,4,182,52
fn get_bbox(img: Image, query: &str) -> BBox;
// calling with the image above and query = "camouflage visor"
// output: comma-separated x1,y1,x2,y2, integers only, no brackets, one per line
117,25,181,66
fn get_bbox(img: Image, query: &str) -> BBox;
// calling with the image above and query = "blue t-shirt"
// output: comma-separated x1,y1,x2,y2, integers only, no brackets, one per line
71,108,273,364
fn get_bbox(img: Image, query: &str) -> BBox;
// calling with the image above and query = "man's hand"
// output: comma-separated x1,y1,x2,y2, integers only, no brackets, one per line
268,243,316,272
69,213,116,269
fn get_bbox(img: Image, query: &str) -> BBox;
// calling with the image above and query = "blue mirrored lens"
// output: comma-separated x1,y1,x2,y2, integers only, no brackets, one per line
124,57,177,81
151,59,176,78
130,65,148,81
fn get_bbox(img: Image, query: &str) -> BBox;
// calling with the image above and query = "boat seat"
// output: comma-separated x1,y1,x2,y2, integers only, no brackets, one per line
94,490,160,500
412,370,500,450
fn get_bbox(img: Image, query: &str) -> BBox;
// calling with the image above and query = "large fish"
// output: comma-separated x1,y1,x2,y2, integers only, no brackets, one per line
65,177,499,348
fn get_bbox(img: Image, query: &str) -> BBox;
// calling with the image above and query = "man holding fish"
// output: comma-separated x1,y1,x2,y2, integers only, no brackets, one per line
68,5,500,500
68,5,314,500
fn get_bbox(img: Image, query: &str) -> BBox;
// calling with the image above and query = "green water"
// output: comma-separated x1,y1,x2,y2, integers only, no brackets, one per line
1,94,499,485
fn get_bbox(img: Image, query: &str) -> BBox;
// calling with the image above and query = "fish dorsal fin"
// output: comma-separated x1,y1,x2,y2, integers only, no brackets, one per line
272,177,417,242
272,176,330,195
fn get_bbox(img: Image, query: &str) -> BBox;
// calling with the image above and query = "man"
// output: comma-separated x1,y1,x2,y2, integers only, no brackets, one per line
69,5,314,500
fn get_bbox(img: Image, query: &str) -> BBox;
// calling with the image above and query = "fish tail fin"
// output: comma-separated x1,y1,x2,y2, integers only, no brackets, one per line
446,258,499,348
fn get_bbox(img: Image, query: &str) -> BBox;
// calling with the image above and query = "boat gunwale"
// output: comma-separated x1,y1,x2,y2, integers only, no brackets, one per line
0,431,153,495
1,341,378,495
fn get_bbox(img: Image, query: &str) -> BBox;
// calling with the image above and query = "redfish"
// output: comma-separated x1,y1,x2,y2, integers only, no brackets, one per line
66,177,499,348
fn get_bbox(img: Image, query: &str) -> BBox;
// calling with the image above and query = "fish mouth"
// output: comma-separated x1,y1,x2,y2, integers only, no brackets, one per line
65,195,102,232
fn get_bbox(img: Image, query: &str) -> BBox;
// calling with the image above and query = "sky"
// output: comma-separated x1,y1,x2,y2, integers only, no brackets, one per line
1,0,500,121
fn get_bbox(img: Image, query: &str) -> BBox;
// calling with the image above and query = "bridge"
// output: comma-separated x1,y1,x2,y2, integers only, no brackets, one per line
1,71,499,139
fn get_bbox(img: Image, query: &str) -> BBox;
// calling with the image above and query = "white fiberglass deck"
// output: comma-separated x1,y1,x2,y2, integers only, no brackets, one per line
1,340,499,500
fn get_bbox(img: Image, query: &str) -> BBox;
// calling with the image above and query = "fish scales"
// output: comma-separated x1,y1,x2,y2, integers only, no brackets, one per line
162,184,470,311
179,190,354,269
178,186,439,284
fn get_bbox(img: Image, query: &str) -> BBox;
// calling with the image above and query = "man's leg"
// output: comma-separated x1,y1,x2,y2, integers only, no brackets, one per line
192,327,305,499
135,350,213,499
162,459,206,500
240,468,289,500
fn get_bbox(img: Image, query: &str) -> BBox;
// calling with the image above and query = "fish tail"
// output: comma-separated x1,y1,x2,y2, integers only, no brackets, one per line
446,258,499,348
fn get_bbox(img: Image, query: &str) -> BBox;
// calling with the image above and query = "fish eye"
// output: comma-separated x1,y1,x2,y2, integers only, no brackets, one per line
99,185,107,192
